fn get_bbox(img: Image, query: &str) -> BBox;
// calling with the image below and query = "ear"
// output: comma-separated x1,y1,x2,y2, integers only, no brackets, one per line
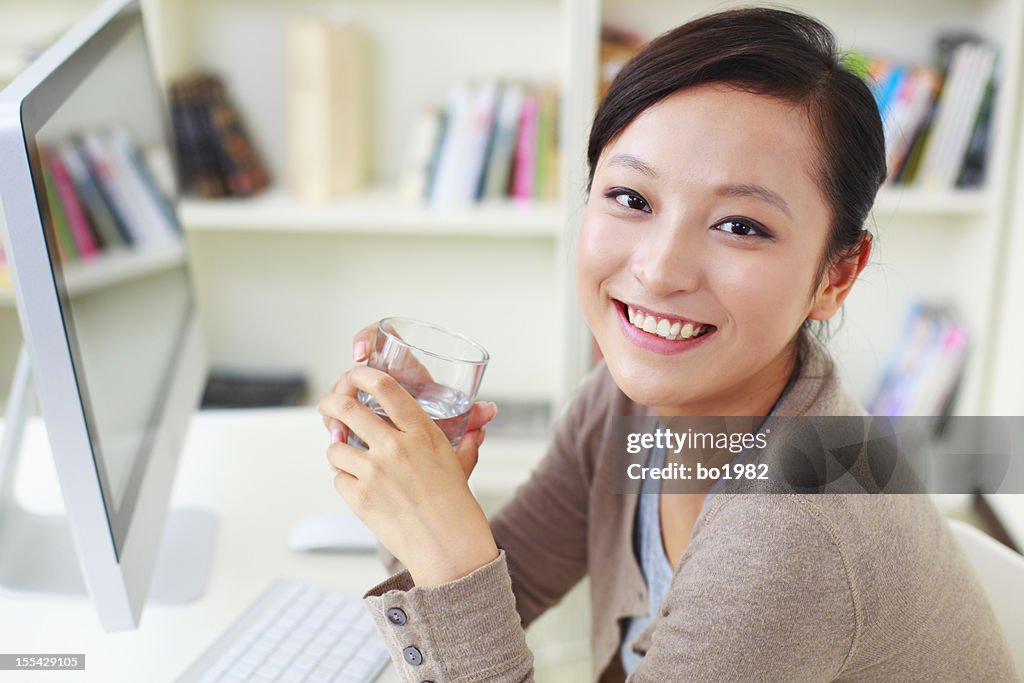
807,232,872,321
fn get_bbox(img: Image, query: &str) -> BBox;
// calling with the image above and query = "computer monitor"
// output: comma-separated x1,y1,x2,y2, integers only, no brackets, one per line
0,0,212,631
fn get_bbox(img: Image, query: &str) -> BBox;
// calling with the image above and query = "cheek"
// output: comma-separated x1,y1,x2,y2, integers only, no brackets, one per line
576,209,631,294
708,248,816,341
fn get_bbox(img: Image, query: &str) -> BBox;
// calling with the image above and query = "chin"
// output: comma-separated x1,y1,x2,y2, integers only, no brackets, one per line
600,350,693,411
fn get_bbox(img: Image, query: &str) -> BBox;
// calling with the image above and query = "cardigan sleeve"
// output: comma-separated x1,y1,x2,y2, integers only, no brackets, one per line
363,550,534,682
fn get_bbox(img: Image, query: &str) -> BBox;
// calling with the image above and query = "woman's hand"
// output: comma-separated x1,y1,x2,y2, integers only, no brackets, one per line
321,323,497,479
318,365,499,587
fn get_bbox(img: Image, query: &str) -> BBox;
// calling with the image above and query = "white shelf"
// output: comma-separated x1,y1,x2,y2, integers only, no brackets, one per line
62,242,187,296
872,187,992,217
179,188,563,238
0,242,187,307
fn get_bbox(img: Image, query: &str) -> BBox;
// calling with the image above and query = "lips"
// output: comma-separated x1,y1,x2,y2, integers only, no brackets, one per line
612,299,717,355
617,300,714,341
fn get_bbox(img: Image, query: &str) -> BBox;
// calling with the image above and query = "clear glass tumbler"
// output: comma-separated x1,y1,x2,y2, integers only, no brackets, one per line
347,317,489,449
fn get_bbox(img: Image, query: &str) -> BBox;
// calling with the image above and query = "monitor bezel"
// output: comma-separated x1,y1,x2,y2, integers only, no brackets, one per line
0,0,207,631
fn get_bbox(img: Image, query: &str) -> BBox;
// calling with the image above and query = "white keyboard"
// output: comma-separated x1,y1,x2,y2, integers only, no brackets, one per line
176,579,391,683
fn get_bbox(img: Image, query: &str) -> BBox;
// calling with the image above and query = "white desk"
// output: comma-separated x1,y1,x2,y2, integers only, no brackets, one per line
1,407,483,683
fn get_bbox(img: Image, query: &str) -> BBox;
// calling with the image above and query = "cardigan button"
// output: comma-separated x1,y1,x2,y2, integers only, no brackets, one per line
386,607,407,625
403,646,423,666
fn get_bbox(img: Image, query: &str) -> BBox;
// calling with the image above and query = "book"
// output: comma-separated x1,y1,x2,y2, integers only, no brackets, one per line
429,81,474,207
536,85,559,200
45,149,100,259
61,138,133,245
80,131,152,247
286,15,366,204
917,41,995,189
40,159,79,262
512,91,539,202
170,78,226,198
885,67,940,177
867,303,969,417
0,245,9,289
481,82,523,200
169,74,269,198
956,69,997,188
398,108,445,203
105,127,179,244
459,81,499,205
58,141,127,249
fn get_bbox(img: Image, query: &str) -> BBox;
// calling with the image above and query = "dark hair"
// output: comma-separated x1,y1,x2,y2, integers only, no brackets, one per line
587,6,886,339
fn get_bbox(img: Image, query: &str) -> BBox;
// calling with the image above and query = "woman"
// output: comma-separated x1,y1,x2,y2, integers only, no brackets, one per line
318,7,1018,681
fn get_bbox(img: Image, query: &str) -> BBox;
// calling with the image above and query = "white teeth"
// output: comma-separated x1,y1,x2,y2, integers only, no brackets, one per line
624,304,712,341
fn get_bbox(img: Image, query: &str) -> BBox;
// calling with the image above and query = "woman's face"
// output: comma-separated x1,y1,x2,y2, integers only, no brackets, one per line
578,84,836,415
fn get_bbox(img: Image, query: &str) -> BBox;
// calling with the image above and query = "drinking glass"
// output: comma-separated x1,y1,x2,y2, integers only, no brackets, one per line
346,317,489,449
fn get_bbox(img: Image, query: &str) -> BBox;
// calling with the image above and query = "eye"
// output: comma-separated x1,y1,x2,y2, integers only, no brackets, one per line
605,188,651,213
714,217,771,239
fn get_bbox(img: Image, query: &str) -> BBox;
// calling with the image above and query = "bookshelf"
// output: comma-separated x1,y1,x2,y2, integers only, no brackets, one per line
0,0,1020,420
0,0,1017,409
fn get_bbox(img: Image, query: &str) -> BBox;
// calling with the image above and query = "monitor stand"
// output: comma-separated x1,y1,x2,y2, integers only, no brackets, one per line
0,344,216,604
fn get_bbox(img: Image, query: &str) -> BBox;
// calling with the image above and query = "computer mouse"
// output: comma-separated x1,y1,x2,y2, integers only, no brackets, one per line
288,508,378,553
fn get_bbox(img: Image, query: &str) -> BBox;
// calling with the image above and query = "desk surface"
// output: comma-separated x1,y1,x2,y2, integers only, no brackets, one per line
0,408,415,683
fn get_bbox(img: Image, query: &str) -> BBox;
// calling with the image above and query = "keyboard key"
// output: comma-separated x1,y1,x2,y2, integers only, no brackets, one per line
280,668,308,683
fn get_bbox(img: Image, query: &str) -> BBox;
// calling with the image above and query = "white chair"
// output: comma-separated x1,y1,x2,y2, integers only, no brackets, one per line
947,518,1024,676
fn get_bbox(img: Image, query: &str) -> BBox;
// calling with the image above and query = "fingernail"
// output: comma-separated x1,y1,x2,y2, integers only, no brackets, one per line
487,401,498,418
330,427,342,445
353,341,367,361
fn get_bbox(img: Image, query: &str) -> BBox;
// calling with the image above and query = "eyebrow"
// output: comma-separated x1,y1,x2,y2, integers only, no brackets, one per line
717,183,793,219
604,153,793,219
606,154,659,178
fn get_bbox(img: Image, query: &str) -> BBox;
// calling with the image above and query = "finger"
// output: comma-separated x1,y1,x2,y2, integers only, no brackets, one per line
465,401,498,433
352,322,378,362
327,440,374,479
328,418,347,445
347,366,427,433
454,428,484,479
318,390,394,446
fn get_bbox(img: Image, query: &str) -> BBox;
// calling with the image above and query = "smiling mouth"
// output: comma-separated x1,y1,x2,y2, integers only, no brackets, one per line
615,300,715,341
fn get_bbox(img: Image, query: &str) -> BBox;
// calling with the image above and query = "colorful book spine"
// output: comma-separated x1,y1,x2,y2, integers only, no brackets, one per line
40,160,79,263
58,141,125,249
45,150,100,259
512,91,539,202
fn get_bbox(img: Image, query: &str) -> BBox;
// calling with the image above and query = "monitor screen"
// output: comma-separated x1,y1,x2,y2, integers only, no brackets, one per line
28,14,192,555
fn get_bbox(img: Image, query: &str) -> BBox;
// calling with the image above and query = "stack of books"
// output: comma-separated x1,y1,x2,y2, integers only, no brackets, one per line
851,35,998,190
169,74,269,199
867,303,969,417
399,81,560,207
35,127,181,266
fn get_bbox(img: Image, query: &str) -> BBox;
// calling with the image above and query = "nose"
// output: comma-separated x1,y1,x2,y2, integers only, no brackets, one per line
630,216,702,297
